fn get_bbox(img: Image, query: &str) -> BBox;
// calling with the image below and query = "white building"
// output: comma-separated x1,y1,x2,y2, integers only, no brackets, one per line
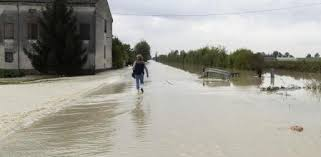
276,57,297,62
0,0,113,74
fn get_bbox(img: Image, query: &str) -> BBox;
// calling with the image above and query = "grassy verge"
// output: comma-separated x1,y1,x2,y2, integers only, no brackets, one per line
0,70,57,85
0,70,25,78
0,76,58,85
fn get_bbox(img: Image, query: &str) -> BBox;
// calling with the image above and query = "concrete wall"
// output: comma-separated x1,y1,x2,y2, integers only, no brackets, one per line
94,0,112,70
74,6,96,71
276,57,297,62
0,4,39,70
19,5,42,70
0,5,21,70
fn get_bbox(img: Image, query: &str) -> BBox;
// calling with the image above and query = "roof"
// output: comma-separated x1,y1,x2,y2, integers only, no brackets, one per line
0,0,113,20
0,0,99,4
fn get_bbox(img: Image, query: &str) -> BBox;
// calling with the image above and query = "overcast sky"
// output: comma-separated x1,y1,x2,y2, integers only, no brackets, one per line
108,0,321,57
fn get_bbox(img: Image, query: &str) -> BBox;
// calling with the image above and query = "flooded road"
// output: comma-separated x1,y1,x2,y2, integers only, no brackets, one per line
1,61,321,156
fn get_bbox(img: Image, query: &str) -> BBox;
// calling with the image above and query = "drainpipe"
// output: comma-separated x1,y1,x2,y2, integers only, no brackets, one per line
93,9,96,74
17,2,20,74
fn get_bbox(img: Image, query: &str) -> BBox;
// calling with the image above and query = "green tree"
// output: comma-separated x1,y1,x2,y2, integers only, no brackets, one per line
112,37,134,68
251,53,264,71
306,54,312,58
127,50,136,65
24,0,87,75
314,53,320,58
229,49,254,70
112,37,125,68
134,40,151,61
272,51,279,58
123,43,135,66
154,52,158,61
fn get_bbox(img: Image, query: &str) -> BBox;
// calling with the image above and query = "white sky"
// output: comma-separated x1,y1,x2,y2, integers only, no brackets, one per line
108,0,321,57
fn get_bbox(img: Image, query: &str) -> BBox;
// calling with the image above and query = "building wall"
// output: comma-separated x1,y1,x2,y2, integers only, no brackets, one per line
0,4,47,71
0,0,112,72
0,5,21,70
94,0,112,70
276,57,297,62
264,56,276,62
73,6,96,71
19,5,42,70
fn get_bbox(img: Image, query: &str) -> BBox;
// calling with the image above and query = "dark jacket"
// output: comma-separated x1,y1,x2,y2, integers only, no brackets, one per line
133,61,149,76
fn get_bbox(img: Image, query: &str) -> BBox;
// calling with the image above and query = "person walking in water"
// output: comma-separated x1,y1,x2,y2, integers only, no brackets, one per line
133,54,149,93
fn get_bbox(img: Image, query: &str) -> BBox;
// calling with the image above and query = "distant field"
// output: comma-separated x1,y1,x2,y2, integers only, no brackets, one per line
265,59,321,73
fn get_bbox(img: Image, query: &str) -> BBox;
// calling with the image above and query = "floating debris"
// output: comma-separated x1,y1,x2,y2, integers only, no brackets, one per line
305,81,321,90
290,126,304,132
262,86,277,92
261,85,302,92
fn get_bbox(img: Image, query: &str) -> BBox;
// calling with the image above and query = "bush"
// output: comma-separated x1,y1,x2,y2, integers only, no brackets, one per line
112,37,136,68
229,49,264,70
0,70,25,78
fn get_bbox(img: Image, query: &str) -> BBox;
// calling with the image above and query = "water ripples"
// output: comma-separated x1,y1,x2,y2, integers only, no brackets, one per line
0,81,142,157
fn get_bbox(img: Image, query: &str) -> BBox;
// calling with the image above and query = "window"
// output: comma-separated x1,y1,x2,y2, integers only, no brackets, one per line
28,9,37,14
104,20,107,33
4,23,14,39
5,51,13,63
104,45,106,59
28,23,38,40
80,24,90,40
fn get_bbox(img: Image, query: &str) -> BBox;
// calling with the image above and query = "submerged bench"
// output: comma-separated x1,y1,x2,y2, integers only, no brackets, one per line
202,68,239,79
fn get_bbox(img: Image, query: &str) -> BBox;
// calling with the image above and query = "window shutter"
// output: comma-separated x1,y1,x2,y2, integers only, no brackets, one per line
4,23,14,39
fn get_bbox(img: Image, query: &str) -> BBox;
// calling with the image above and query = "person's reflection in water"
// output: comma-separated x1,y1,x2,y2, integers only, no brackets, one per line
257,68,262,78
257,76,263,88
131,96,149,140
271,77,275,86
271,68,275,86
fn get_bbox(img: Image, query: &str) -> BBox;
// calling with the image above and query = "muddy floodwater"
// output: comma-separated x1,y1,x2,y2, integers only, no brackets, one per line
1,61,321,157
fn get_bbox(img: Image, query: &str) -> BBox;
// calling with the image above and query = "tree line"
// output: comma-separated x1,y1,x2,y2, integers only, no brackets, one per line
158,46,321,73
306,53,320,58
158,46,264,71
260,51,321,72
112,38,151,69
271,51,320,59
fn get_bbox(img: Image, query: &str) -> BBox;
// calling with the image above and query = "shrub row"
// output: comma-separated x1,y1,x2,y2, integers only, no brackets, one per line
0,70,25,78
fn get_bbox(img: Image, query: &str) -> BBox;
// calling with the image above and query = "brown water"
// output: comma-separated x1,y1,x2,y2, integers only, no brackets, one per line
1,61,321,157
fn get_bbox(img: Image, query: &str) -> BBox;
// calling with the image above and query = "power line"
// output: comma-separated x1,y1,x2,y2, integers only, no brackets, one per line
113,2,321,17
